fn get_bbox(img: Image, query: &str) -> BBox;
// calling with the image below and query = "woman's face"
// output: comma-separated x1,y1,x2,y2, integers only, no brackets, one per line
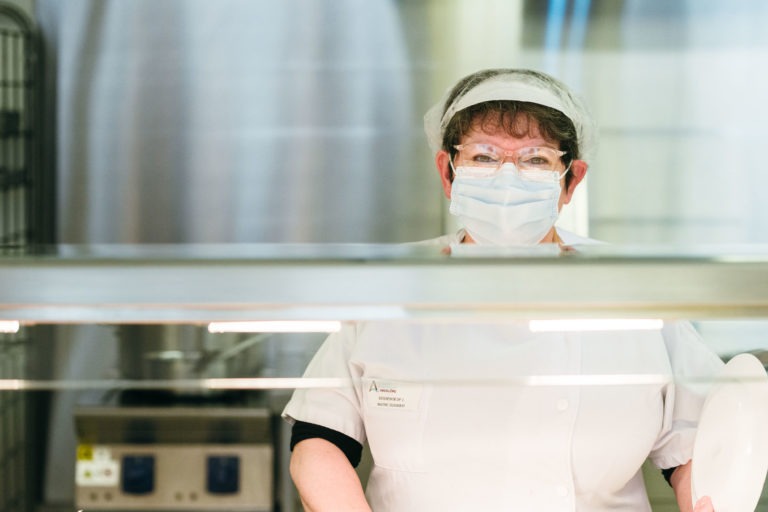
436,116,588,212
434,115,588,244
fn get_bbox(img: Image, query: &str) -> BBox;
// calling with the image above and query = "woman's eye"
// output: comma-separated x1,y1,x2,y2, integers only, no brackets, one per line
522,156,553,167
472,154,498,163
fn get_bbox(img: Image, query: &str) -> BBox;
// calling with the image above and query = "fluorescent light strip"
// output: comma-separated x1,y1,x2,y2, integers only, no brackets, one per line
0,321,20,334
0,377,350,391
525,374,670,386
208,321,342,333
529,319,664,332
205,377,349,390
0,379,22,391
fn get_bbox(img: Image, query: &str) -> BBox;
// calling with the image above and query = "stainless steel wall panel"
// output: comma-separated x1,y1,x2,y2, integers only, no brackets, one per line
39,0,442,244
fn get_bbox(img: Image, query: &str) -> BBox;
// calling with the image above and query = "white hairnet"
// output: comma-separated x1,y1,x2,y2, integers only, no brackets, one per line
423,69,596,160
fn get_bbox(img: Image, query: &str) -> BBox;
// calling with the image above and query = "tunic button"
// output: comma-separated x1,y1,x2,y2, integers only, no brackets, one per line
556,398,569,411
556,486,568,497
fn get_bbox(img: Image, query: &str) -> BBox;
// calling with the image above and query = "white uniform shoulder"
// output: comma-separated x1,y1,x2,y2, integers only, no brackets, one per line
555,227,605,246
406,229,466,246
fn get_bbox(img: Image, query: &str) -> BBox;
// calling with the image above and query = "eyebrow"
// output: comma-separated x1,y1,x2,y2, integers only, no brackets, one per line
463,142,560,151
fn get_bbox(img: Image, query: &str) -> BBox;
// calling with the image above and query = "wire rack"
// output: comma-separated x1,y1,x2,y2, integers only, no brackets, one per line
0,3,42,511
0,1,42,248
0,330,29,512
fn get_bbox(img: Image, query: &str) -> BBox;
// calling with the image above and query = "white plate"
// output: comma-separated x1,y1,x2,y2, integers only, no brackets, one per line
692,353,768,511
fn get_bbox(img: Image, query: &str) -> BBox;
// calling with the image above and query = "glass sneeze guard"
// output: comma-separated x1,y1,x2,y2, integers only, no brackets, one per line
2,243,768,324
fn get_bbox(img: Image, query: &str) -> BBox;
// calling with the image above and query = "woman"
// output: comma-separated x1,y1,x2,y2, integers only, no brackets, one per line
283,69,720,512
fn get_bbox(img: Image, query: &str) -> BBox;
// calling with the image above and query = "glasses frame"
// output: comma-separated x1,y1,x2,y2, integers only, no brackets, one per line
452,143,570,174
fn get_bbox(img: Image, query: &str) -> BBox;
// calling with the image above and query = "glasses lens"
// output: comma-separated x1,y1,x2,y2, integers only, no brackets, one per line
454,144,567,179
516,147,563,171
456,144,501,168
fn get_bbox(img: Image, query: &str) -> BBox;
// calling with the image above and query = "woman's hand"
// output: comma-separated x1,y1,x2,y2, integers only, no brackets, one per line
693,496,714,511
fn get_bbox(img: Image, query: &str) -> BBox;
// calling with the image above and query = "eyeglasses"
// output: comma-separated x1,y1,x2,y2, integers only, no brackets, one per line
452,143,569,178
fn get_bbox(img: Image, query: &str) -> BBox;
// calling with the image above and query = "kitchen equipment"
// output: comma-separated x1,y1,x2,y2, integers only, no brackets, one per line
0,4,47,512
116,324,268,395
70,325,279,510
74,403,274,511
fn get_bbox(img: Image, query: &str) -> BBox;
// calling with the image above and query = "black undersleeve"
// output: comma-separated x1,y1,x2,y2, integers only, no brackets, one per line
290,420,363,468
661,466,679,486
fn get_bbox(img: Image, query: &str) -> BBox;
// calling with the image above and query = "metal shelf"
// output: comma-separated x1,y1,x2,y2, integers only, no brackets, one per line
2,244,768,322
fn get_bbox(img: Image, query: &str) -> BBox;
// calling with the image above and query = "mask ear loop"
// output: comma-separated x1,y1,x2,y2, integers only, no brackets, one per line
448,156,457,182
556,157,574,180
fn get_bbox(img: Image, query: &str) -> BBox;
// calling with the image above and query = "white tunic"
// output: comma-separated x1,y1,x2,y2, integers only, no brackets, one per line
283,232,724,511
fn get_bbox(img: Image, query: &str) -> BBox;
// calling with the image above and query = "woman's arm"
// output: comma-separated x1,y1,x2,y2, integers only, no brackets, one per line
290,438,372,512
670,461,714,512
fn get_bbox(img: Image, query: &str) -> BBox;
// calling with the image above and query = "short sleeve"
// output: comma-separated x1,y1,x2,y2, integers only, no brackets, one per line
649,321,724,469
281,323,366,444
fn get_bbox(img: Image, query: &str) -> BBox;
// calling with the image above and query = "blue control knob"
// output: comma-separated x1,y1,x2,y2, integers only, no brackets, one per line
206,455,240,494
121,455,155,495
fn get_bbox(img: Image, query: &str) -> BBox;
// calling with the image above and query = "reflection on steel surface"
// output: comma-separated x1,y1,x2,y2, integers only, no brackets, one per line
208,320,342,333
0,377,350,391
6,374,768,392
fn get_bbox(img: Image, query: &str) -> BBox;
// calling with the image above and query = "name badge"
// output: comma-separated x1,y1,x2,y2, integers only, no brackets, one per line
365,379,422,411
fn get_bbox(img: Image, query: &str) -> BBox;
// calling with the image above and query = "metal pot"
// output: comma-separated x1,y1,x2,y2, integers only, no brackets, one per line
116,324,267,389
